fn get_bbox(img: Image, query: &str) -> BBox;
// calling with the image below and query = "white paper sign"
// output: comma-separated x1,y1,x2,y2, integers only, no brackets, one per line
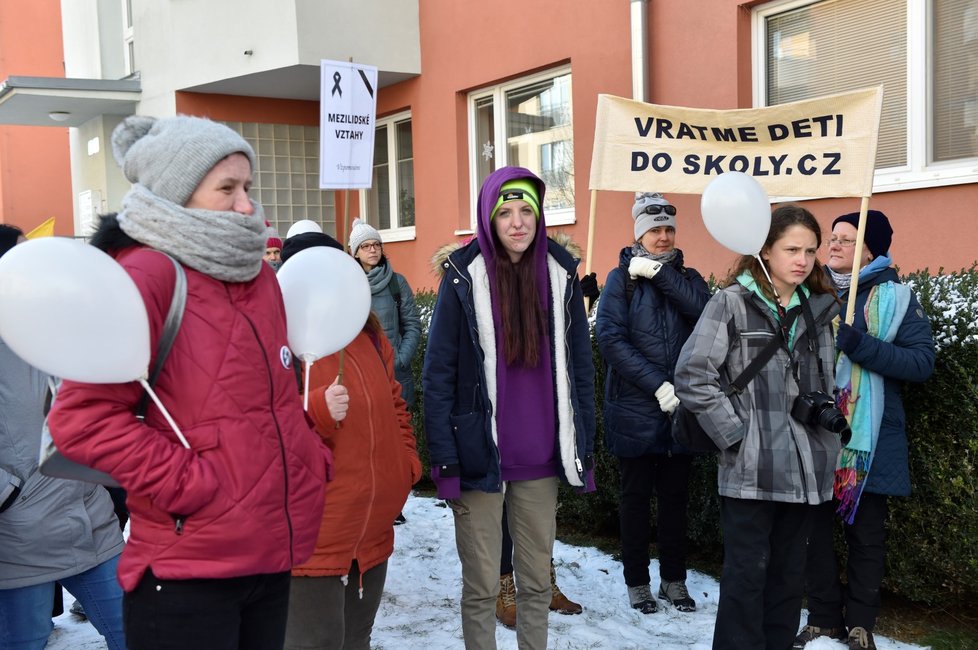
319,60,378,189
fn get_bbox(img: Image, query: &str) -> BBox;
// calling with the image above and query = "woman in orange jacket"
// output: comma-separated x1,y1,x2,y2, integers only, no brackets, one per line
280,233,421,650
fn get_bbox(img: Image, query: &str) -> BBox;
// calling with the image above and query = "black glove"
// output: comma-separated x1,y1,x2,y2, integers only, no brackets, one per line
836,322,863,354
580,272,600,302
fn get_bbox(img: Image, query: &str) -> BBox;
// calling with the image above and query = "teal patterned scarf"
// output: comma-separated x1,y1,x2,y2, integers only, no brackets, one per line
833,281,910,523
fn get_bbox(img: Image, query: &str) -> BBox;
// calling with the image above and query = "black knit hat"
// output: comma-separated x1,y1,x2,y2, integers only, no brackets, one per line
281,231,343,263
832,209,893,258
0,224,24,258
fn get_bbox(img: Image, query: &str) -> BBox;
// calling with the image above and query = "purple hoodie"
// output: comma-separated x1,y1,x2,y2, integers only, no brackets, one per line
476,166,557,482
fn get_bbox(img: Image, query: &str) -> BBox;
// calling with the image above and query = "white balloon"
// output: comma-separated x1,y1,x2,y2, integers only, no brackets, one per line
277,247,370,361
286,220,323,239
0,238,150,383
700,171,772,255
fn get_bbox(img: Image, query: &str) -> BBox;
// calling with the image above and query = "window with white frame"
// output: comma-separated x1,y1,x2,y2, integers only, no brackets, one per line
754,0,978,192
469,68,575,228
122,0,135,76
362,111,415,242
223,121,336,238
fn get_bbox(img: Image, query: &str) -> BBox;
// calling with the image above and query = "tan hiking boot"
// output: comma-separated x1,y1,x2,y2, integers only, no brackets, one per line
548,564,583,614
495,572,517,628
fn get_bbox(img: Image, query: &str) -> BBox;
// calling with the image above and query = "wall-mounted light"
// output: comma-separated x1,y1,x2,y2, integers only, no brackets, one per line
48,111,71,122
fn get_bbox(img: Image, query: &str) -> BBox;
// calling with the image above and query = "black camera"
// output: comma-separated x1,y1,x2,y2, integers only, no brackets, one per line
791,391,852,446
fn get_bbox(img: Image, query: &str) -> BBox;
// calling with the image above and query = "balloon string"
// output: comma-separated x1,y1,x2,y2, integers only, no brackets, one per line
138,378,190,449
303,356,311,411
334,350,346,429
754,254,782,305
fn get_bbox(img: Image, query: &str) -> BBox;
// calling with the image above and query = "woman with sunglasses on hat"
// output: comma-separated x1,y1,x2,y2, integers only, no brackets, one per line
595,192,711,616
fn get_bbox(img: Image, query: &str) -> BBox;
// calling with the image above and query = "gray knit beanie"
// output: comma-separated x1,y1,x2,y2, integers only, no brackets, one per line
111,115,256,206
632,192,676,240
348,218,382,254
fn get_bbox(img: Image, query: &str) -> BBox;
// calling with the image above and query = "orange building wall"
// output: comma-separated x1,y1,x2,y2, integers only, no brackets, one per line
374,0,635,291
0,0,73,236
388,0,974,287
179,0,976,290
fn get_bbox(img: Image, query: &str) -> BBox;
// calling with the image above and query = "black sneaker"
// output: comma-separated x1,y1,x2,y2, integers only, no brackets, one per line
793,624,847,649
847,627,877,650
627,584,657,614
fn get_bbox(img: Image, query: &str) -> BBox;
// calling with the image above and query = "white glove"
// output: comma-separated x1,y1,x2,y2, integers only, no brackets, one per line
628,257,662,280
654,382,680,414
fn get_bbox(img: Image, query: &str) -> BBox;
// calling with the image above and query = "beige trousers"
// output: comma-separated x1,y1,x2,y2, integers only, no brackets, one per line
448,477,558,650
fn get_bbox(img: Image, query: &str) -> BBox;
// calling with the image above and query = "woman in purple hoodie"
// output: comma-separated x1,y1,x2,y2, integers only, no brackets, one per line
423,167,595,650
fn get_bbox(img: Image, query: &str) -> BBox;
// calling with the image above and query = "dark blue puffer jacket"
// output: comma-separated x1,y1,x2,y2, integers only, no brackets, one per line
833,266,935,496
596,247,710,457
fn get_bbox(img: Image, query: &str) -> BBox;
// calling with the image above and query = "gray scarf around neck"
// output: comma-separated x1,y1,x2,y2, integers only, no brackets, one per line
829,266,852,290
117,184,268,283
365,260,395,295
631,242,679,266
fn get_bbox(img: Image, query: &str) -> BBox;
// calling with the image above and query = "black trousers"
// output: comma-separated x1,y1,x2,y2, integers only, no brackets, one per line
618,453,693,586
124,569,291,650
804,493,888,632
713,497,814,650
500,503,515,575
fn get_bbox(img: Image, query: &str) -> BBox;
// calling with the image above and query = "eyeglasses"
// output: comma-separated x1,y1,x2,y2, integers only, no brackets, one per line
828,237,857,247
641,204,677,216
358,242,382,251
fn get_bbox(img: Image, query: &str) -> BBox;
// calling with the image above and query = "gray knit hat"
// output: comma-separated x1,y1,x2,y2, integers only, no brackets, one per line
349,218,382,254
111,115,256,206
632,192,676,240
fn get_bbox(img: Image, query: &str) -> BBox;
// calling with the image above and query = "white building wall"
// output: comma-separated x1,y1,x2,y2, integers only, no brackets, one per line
61,0,125,79
295,0,420,73
133,0,300,115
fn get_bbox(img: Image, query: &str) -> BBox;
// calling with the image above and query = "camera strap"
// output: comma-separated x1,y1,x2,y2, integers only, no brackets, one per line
727,301,800,395
795,289,830,393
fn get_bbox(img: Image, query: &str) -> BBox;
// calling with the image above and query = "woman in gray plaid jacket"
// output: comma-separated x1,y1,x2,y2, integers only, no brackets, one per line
674,205,842,650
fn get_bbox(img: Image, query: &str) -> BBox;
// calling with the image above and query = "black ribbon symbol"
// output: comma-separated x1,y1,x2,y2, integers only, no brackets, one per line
332,71,342,98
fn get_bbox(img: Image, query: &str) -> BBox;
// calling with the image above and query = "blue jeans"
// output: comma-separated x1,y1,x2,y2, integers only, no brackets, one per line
0,554,126,650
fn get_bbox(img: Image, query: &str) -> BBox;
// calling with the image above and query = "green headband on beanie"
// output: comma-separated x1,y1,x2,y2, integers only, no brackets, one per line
491,179,540,220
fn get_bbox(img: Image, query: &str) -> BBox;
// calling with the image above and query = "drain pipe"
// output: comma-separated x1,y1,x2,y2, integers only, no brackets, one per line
630,0,649,102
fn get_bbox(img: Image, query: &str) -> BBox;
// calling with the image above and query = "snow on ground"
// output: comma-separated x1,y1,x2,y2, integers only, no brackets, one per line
48,493,928,649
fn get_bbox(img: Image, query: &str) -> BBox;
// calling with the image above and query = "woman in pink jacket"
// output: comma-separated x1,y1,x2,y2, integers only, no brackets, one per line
48,115,332,650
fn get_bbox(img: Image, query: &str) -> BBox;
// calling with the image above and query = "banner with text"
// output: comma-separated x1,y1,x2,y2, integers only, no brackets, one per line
319,59,378,189
589,86,882,197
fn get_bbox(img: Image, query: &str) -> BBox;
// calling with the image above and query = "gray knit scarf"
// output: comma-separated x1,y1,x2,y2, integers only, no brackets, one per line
365,259,394,296
631,242,679,266
117,184,268,283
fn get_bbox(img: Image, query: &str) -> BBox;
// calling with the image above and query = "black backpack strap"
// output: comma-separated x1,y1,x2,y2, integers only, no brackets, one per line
389,277,404,335
136,254,187,419
725,300,799,395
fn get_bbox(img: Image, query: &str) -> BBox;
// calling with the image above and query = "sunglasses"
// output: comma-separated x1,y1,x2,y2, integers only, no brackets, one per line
641,204,677,216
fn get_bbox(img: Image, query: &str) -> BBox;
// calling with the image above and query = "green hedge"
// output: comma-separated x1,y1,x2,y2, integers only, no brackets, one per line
407,266,978,606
